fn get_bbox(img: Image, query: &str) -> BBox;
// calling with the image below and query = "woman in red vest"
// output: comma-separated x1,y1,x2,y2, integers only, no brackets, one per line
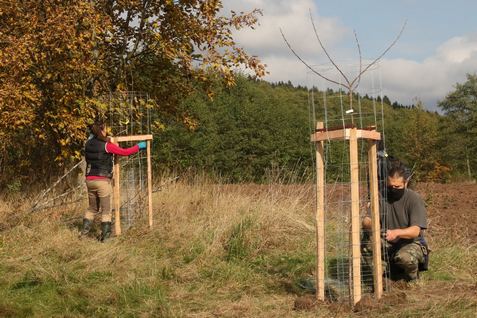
82,120,146,241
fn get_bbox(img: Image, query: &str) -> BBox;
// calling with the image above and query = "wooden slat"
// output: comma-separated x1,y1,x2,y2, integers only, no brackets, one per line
349,128,362,305
311,128,348,142
358,130,381,141
111,134,155,234
113,155,121,236
368,140,383,299
310,128,381,142
147,140,153,228
113,134,153,142
315,122,326,302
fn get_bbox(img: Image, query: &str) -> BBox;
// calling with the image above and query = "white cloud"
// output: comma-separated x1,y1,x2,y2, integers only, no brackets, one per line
435,33,477,63
379,34,477,108
229,0,349,59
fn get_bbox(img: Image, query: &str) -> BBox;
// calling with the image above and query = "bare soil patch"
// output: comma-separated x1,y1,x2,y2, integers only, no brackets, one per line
416,182,477,244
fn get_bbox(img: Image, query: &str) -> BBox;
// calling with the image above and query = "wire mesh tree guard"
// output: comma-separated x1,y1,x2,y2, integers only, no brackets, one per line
307,62,390,306
107,91,154,236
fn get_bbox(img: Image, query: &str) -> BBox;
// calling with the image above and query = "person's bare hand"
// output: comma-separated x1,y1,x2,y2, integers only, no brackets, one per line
362,216,372,230
386,229,400,242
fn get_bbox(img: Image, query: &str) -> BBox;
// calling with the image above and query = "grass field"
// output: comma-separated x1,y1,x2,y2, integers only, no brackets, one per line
0,179,476,317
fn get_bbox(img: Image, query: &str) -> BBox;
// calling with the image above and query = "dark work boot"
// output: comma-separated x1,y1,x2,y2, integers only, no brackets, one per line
80,218,93,236
100,222,112,242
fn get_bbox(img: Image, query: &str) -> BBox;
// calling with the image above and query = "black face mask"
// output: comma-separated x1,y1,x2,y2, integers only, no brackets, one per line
387,187,405,202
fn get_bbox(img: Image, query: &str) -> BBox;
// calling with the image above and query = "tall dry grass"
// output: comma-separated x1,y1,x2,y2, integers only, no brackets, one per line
0,177,476,317
0,176,323,317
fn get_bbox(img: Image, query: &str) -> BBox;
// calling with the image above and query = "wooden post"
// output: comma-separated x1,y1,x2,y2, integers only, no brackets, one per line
368,140,383,299
147,139,153,228
315,122,326,302
111,137,122,236
349,128,361,305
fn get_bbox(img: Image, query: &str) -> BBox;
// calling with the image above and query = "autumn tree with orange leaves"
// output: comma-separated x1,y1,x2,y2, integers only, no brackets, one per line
0,0,265,186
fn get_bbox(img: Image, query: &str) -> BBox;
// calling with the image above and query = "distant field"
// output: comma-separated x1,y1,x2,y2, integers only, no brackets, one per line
0,181,475,317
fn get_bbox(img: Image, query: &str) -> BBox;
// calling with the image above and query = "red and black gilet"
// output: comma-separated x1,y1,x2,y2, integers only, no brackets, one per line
85,137,113,178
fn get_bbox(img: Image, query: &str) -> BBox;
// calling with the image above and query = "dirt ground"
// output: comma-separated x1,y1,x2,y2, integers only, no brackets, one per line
415,182,477,244
294,279,476,317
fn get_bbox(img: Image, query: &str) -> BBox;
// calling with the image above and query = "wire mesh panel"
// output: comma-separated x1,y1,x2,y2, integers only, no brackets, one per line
118,145,149,230
307,61,387,135
108,91,152,137
321,145,381,302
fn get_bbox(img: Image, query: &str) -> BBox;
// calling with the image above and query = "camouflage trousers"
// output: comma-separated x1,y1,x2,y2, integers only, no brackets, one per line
387,241,425,280
361,231,426,281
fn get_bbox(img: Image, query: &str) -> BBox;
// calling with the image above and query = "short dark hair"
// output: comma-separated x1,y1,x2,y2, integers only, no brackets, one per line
388,161,410,180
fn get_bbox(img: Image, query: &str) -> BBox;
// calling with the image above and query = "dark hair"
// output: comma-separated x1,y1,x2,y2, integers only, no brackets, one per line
388,161,411,181
90,120,106,139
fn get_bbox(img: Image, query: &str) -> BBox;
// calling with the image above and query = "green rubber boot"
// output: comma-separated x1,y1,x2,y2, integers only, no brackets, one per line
80,218,93,236
100,222,112,242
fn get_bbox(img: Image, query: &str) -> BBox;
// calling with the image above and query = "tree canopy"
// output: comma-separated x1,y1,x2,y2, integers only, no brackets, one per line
0,0,265,184
438,73,477,179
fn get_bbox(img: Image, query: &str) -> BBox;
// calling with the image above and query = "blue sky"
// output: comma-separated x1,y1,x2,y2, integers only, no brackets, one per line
317,0,476,60
226,0,477,110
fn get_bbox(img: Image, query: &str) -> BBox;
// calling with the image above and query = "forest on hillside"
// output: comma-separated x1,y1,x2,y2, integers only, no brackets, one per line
153,74,476,183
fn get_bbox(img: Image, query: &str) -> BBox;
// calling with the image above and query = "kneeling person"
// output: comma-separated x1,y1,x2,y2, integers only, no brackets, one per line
381,164,428,281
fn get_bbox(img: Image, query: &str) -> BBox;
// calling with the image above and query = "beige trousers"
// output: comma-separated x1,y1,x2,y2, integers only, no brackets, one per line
85,179,112,222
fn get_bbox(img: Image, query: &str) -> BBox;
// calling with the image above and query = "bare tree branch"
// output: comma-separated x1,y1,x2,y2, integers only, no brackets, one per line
280,28,347,89
351,20,407,90
282,11,406,117
352,29,363,91
31,159,85,211
309,9,351,87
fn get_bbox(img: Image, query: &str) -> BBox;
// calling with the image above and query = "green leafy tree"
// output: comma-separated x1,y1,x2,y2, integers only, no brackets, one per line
154,76,311,182
438,73,477,179
400,102,448,181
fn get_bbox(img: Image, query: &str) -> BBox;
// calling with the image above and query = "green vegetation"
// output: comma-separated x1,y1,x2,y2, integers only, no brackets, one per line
5,66,477,187
424,244,477,282
154,77,311,182
152,74,477,183
0,181,318,317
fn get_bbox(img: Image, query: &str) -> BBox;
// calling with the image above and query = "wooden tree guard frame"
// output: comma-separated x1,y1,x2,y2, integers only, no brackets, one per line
110,134,153,236
311,122,382,305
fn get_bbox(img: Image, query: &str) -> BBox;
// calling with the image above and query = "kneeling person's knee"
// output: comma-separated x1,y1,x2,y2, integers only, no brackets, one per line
393,243,423,273
394,252,418,271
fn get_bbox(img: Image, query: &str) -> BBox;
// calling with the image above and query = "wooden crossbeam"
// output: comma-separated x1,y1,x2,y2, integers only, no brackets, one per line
310,128,381,142
113,134,153,142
